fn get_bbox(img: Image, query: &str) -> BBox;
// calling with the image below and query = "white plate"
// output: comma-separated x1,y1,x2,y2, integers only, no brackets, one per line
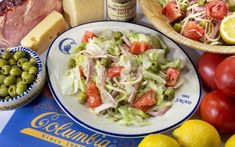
46,21,201,138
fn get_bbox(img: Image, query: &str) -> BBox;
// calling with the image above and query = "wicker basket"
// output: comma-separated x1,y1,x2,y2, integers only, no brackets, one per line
139,0,235,54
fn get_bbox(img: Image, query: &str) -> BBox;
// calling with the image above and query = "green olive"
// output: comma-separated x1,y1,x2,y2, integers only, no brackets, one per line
29,58,37,66
0,59,8,68
164,88,175,100
29,66,38,75
22,72,35,84
150,61,160,73
16,77,23,84
2,65,11,75
77,92,87,103
199,21,207,28
13,51,26,61
0,74,6,84
10,66,22,76
114,31,123,40
4,75,16,86
68,58,76,69
17,58,28,67
197,0,206,6
173,23,182,33
22,62,33,71
2,51,12,60
101,58,111,67
0,84,7,88
0,86,8,97
4,96,12,100
8,85,17,97
9,58,17,65
16,83,27,95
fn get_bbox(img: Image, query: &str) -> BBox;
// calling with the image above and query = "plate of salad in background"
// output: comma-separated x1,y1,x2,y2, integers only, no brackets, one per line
46,21,201,137
139,0,235,54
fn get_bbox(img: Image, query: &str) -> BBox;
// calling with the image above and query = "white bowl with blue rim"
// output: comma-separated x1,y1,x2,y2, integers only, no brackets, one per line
46,21,202,138
0,46,46,110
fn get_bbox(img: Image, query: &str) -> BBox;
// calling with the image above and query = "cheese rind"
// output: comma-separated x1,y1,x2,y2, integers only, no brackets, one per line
21,11,67,54
63,0,104,27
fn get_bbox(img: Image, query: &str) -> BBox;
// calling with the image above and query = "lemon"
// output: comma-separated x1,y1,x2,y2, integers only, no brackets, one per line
138,134,180,147
225,134,235,147
173,119,221,147
220,14,235,44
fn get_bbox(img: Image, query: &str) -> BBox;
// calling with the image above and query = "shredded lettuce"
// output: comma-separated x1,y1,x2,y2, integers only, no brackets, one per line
128,32,151,43
142,70,165,84
117,106,149,126
145,49,166,63
161,58,183,69
60,67,85,95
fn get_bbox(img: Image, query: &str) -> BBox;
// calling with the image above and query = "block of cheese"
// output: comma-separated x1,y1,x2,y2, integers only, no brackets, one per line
63,0,104,27
21,10,67,54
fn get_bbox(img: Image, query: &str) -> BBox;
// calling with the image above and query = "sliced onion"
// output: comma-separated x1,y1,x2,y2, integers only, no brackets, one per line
127,84,139,103
86,58,94,84
93,103,114,114
210,22,220,39
101,89,116,104
122,35,131,47
100,65,106,89
148,105,171,116
194,7,206,12
127,66,142,103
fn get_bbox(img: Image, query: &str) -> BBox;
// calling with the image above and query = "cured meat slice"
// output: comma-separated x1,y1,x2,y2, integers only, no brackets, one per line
0,0,62,48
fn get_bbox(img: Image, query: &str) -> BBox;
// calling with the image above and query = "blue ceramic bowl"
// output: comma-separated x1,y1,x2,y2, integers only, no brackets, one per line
0,46,46,110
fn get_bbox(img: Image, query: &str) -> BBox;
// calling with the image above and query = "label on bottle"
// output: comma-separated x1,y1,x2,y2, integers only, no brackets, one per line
107,0,136,21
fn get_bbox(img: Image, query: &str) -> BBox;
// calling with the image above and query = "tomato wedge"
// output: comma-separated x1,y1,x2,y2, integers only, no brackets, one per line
79,66,85,77
162,2,183,23
81,31,96,43
86,82,102,108
183,21,205,41
130,41,152,55
132,90,156,112
206,1,228,20
166,68,180,87
107,66,124,78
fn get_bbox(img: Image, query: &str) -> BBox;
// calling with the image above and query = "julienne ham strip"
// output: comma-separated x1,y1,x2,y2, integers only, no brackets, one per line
0,0,62,48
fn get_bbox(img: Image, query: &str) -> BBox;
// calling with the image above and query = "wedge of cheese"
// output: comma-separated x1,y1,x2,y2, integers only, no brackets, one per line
21,11,67,54
63,0,104,27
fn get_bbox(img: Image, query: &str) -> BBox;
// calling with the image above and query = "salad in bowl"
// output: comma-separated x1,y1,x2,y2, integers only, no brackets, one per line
160,0,235,45
47,21,201,137
60,30,184,126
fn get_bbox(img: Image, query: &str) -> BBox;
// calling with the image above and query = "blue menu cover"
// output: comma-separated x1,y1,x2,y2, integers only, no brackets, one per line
0,89,142,147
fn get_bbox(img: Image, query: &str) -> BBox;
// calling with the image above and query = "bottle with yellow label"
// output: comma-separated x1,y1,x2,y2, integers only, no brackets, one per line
106,0,136,21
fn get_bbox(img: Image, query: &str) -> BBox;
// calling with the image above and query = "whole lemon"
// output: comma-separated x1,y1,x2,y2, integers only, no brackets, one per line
173,119,221,147
225,134,235,147
138,134,180,147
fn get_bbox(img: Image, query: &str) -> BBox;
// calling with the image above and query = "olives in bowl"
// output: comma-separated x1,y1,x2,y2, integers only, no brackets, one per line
0,46,46,110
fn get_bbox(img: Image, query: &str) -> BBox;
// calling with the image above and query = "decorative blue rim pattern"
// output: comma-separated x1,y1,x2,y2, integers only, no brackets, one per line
46,21,202,138
0,46,43,103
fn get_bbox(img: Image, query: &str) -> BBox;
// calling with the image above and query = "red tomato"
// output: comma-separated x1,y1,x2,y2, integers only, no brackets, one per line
86,82,102,108
107,66,124,78
81,31,96,43
130,42,152,55
197,52,227,90
206,1,228,20
132,90,156,112
200,90,235,133
79,66,85,77
162,2,183,23
183,21,205,41
166,68,180,87
215,56,235,98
